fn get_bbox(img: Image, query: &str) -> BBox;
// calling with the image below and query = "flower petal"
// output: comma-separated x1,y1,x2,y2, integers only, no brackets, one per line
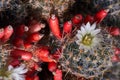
81,27,86,35
90,23,96,31
85,22,91,31
8,65,13,71
76,34,82,39
91,29,101,36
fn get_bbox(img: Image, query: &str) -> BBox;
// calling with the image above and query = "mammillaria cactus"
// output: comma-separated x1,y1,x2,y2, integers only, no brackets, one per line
60,22,118,78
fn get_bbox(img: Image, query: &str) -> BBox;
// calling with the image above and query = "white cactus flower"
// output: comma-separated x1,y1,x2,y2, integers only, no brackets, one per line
76,22,101,51
1,64,28,80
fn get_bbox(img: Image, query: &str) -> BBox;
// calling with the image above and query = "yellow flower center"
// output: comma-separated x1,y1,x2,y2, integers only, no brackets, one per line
82,34,93,46
0,67,11,78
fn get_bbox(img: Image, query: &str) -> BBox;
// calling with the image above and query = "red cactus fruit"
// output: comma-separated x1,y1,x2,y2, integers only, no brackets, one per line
48,62,57,72
9,59,20,67
63,21,72,33
84,15,94,24
49,14,62,39
1,25,13,42
29,20,45,33
54,69,62,80
15,24,28,37
112,55,120,62
35,47,55,62
10,49,32,61
114,48,120,55
72,14,82,24
26,32,44,43
94,9,109,23
107,27,120,36
24,42,32,49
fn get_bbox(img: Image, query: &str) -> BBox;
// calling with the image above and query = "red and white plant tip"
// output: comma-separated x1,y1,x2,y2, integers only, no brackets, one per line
28,20,45,33
107,27,120,36
10,49,33,61
54,69,62,80
84,15,94,24
63,21,72,33
49,14,62,39
35,46,55,62
1,25,13,42
48,62,57,72
72,14,82,24
112,55,120,62
94,9,109,23
114,47,120,55
26,32,44,43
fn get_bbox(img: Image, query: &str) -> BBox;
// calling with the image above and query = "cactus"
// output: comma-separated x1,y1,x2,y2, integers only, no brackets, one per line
59,23,120,78
102,63,120,80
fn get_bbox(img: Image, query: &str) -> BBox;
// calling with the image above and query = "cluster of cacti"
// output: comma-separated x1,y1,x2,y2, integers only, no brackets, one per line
0,0,119,80
49,9,120,79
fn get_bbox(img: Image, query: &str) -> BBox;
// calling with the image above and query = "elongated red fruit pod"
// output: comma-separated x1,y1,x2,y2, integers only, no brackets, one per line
10,49,32,61
1,25,13,42
35,47,55,62
10,59,20,67
29,20,45,33
84,15,94,24
0,28,4,39
114,48,120,55
49,14,62,39
94,9,109,23
72,14,82,24
112,55,120,62
26,32,44,43
107,27,120,36
48,62,57,72
63,21,72,33
54,69,62,80
15,25,28,37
